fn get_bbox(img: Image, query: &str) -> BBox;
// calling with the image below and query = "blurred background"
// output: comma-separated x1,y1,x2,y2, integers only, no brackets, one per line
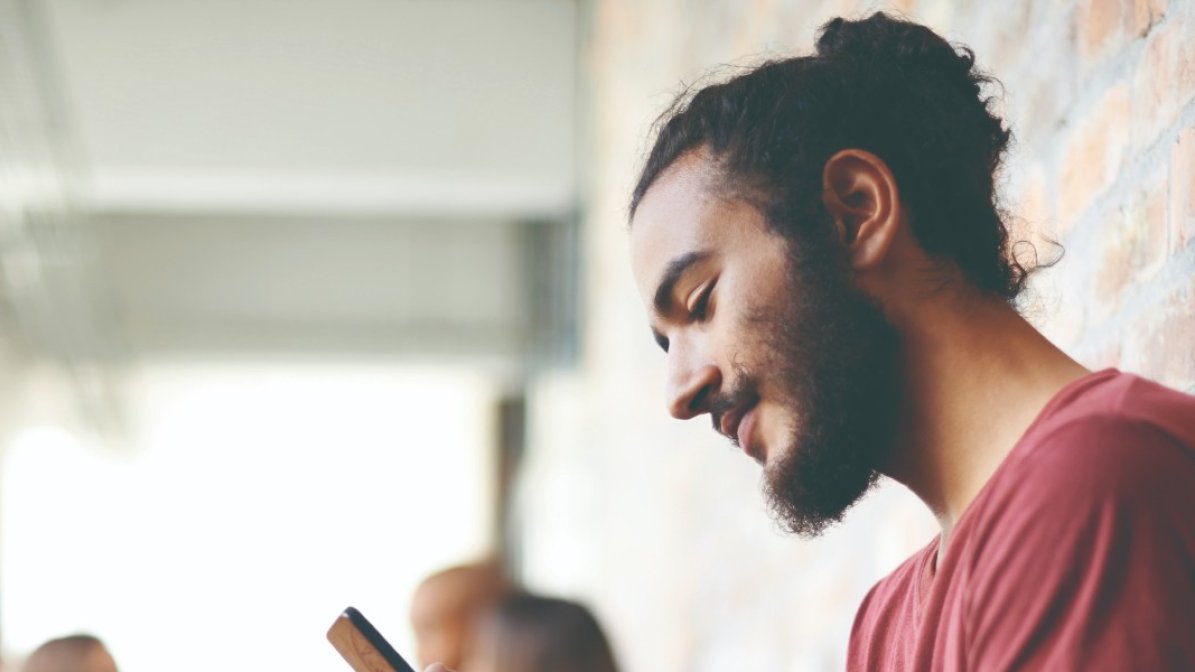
1,0,1192,670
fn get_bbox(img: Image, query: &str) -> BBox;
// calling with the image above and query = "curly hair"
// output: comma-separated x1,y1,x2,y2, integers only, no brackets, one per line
630,12,1026,301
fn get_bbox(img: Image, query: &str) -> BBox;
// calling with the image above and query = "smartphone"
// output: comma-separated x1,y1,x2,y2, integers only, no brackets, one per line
327,606,418,672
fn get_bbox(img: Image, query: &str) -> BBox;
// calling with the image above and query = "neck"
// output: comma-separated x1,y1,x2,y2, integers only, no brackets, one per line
883,294,1089,549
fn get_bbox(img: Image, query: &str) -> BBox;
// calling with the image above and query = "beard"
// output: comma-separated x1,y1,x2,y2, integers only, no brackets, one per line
747,229,903,538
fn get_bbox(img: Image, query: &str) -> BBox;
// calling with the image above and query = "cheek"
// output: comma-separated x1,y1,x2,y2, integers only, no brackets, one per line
707,283,763,369
758,400,796,440
717,306,776,379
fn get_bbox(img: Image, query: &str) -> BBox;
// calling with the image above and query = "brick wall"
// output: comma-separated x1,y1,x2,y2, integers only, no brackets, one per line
516,1,1195,671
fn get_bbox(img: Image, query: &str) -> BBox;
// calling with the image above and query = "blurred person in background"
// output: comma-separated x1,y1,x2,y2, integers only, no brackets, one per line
21,635,117,672
467,593,619,672
410,560,511,671
626,11,1195,672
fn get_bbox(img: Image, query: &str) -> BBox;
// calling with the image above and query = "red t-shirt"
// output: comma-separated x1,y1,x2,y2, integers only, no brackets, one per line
848,370,1195,671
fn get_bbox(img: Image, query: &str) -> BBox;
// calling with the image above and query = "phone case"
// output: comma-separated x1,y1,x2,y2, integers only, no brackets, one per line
327,606,418,672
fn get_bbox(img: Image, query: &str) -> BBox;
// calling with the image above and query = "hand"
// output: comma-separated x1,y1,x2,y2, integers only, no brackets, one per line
424,665,455,672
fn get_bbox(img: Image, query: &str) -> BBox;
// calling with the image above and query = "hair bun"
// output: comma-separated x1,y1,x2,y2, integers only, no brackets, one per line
816,13,975,77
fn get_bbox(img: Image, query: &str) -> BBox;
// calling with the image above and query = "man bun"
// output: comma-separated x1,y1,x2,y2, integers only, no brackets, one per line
817,14,972,74
816,13,1011,169
633,12,1028,301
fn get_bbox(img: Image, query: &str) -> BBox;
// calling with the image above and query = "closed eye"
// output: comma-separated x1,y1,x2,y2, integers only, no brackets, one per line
689,281,716,322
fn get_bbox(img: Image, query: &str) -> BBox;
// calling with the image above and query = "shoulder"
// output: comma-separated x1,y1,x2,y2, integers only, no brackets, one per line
1028,371,1195,455
962,374,1195,563
978,416,1193,539
852,541,933,635
1007,371,1195,498
1022,415,1190,493
952,374,1195,669
849,541,935,670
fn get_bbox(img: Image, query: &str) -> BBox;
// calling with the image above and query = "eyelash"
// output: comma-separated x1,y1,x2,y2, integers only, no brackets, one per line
690,283,714,321
654,281,715,354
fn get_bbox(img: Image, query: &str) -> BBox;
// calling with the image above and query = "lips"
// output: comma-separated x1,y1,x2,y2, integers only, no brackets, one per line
736,405,761,462
718,400,760,460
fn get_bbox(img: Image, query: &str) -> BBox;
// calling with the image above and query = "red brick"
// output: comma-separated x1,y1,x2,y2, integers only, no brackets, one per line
1125,280,1195,389
1013,63,1076,152
984,2,1035,74
1132,0,1167,36
1130,168,1170,278
1131,14,1195,151
1172,126,1195,251
1092,169,1167,317
1077,0,1127,72
1094,209,1134,317
1059,82,1131,231
1015,163,1053,237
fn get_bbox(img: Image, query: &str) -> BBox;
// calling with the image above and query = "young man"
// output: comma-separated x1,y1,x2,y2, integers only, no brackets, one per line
627,12,1195,671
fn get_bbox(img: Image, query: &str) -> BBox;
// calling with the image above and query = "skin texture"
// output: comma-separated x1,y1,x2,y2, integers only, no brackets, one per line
410,562,509,670
629,146,1089,554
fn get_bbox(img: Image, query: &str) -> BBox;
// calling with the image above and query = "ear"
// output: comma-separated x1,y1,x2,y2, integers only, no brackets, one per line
821,149,902,271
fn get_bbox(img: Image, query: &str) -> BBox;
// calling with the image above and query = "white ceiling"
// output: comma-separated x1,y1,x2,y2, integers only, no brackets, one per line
43,0,578,217
1,0,581,364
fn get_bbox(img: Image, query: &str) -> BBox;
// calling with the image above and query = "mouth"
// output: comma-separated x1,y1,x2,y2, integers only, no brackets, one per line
737,405,763,463
716,399,761,461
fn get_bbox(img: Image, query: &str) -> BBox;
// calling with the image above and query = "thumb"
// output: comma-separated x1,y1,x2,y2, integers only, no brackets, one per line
424,665,454,672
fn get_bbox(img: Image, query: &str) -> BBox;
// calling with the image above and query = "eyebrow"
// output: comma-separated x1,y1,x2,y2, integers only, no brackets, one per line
652,250,712,318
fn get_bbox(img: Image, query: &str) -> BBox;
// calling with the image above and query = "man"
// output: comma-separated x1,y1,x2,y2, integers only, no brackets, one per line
627,11,1195,672
22,634,117,672
410,560,511,671
422,12,1195,672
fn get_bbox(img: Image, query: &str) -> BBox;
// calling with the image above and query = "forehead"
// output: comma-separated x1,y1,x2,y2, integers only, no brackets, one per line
630,152,724,286
629,150,771,298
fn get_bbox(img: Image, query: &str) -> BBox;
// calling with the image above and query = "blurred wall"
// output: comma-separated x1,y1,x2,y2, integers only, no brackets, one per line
518,1,1195,671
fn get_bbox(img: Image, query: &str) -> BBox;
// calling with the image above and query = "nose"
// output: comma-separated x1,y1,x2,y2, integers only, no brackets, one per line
666,351,721,420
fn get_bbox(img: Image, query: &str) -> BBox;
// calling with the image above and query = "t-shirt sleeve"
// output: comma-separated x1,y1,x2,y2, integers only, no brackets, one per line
962,415,1195,670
